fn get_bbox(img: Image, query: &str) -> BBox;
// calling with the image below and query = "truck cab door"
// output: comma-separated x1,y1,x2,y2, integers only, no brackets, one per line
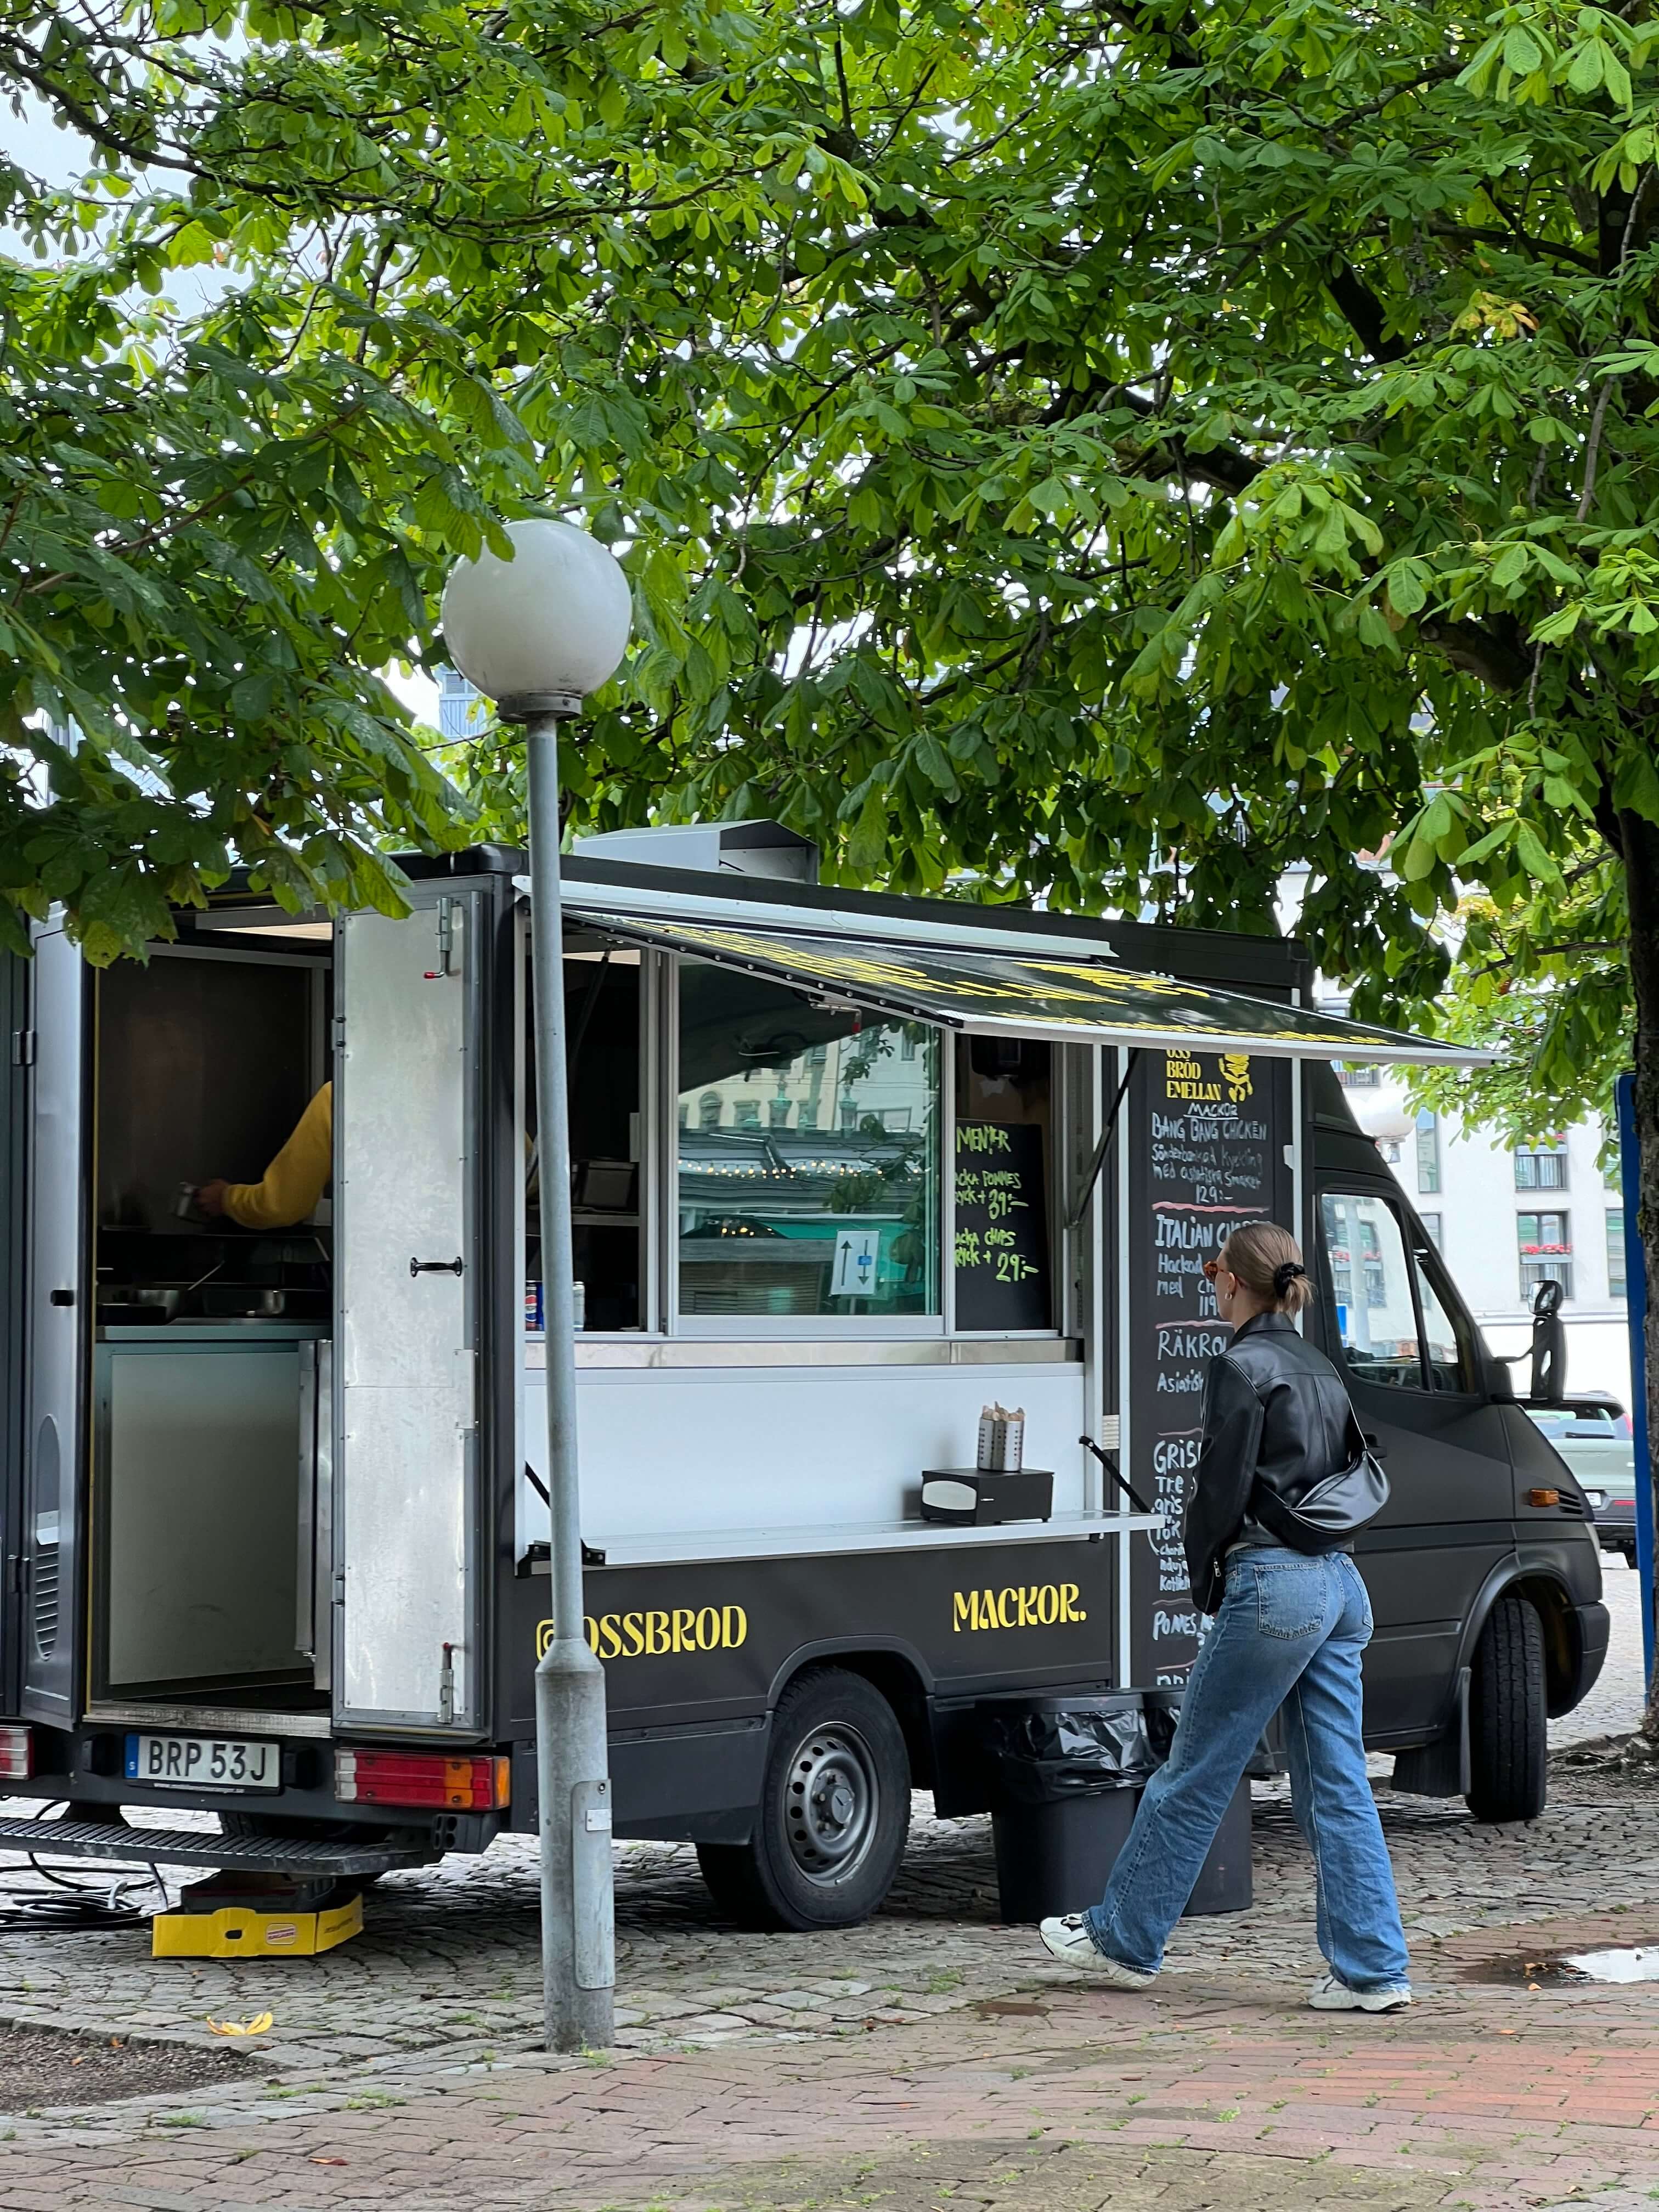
334,890,487,1736
1313,1182,1513,1741
20,927,87,1725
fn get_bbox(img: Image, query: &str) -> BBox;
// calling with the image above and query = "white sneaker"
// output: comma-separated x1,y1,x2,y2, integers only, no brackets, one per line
1038,1915,1156,1987
1308,1971,1412,2013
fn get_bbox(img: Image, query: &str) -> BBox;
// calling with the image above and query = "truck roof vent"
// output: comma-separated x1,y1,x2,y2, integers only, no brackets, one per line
572,821,819,884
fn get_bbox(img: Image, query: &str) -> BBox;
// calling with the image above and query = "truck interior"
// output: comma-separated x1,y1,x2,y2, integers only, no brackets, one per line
554,934,644,1333
86,901,658,1724
89,916,334,1718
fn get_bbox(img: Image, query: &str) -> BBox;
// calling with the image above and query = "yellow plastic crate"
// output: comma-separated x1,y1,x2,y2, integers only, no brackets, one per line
151,1891,363,1959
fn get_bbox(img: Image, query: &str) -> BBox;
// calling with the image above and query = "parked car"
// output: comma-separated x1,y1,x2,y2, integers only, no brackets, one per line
1525,1403,1638,1567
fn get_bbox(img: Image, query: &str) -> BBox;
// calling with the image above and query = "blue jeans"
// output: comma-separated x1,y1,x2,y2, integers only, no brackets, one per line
1084,1547,1410,1991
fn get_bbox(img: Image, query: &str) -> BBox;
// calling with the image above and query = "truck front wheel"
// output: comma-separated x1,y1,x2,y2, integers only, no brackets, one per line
1465,1593,1547,1824
697,1666,910,1931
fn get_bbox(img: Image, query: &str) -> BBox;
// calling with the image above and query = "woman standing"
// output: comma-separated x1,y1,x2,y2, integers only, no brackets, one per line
1039,1223,1412,2012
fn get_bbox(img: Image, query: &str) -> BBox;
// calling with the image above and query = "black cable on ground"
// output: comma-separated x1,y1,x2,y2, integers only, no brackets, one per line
0,1888,147,1933
0,1804,167,1932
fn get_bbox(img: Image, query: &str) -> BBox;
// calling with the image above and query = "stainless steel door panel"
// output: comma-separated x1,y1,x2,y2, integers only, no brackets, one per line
335,895,481,1730
22,927,86,1723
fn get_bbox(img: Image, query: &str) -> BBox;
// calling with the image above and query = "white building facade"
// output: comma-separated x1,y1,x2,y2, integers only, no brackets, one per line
1337,1069,1631,1407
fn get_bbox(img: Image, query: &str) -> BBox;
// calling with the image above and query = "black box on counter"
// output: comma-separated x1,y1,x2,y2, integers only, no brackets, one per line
919,1469,1053,1526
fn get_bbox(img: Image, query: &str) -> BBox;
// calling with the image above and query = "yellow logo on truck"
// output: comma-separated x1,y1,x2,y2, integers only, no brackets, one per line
952,1583,1087,1632
536,1607,749,1662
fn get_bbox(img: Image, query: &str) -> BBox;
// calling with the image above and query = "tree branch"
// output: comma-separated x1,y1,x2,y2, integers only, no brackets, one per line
1323,261,1409,363
1415,618,1531,693
1048,383,1265,495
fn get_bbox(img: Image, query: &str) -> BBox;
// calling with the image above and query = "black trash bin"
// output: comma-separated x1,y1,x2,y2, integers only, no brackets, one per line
1142,1689,1254,1917
981,1691,1252,1924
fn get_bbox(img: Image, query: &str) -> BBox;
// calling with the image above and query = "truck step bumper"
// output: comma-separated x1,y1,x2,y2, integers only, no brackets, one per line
0,1816,423,1877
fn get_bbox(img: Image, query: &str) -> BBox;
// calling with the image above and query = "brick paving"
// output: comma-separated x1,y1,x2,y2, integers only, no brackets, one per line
2,1931,1659,2210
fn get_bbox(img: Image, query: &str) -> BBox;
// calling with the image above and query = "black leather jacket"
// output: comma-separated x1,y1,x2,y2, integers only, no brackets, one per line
1184,1312,1358,1616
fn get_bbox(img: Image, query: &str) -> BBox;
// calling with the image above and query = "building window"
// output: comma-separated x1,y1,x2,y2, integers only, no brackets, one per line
1419,1212,1443,1250
676,960,941,1319
1336,1065,1381,1088
1415,1108,1441,1194
437,665,488,742
1514,1139,1567,1191
1361,1218,1389,1307
1517,1212,1572,1301
1608,1210,1628,1301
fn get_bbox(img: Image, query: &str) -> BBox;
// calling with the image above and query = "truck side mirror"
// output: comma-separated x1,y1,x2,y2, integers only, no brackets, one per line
1529,1278,1567,1405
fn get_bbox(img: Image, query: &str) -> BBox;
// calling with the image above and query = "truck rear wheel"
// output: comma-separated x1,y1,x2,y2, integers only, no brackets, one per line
697,1666,910,1931
1466,1593,1547,1824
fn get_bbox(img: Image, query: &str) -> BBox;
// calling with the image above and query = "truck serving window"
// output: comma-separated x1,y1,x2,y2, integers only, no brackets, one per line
675,960,941,1319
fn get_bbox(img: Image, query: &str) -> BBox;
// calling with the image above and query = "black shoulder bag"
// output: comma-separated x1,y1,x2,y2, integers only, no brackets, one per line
1248,1408,1390,1554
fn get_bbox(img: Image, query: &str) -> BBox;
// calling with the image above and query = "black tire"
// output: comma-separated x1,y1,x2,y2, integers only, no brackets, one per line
696,1667,910,1932
1465,1593,1547,1824
1623,1544,1640,1571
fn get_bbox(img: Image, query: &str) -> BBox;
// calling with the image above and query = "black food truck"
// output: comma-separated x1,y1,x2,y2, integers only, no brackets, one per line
0,824,1608,1927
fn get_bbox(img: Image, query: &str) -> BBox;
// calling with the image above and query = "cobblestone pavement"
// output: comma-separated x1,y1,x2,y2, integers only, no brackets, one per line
0,1556,1639,2082
0,1555,1646,2205
0,1772,1653,2087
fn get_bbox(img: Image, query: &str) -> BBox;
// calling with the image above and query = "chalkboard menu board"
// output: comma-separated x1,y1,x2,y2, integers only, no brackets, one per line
1127,1048,1289,1685
953,1121,1050,1330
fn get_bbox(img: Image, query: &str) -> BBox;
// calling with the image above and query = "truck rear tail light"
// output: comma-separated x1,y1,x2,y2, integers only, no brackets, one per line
0,1727,31,1780
335,1750,509,1811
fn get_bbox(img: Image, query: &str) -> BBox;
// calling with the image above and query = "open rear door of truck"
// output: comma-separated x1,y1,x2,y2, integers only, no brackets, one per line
334,890,488,1736
20,926,87,1726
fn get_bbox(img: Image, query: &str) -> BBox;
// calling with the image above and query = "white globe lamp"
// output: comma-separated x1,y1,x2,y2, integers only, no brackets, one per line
441,517,632,718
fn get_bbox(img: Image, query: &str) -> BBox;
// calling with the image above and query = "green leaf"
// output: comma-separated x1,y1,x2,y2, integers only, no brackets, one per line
1565,39,1606,92
1385,561,1428,617
1503,26,1544,75
1513,822,1562,884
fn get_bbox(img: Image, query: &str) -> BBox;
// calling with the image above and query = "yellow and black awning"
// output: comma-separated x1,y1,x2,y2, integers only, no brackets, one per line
561,909,1489,1066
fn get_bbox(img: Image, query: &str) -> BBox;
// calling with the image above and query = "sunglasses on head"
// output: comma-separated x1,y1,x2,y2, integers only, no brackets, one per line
1203,1258,1228,1280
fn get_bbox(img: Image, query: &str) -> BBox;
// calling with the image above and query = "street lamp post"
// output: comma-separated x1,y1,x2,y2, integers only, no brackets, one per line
442,518,633,2053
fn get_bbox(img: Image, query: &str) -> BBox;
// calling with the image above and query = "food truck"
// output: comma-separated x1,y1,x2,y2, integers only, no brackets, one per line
0,826,1608,1926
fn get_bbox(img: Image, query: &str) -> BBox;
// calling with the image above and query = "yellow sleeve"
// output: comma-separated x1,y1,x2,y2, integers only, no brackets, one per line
224,1083,333,1231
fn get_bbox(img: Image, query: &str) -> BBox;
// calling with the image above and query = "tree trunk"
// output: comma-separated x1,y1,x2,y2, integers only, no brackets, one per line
1625,809,1659,1734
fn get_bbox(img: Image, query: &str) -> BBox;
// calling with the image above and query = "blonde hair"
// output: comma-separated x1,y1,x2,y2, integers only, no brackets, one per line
1221,1222,1312,1317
